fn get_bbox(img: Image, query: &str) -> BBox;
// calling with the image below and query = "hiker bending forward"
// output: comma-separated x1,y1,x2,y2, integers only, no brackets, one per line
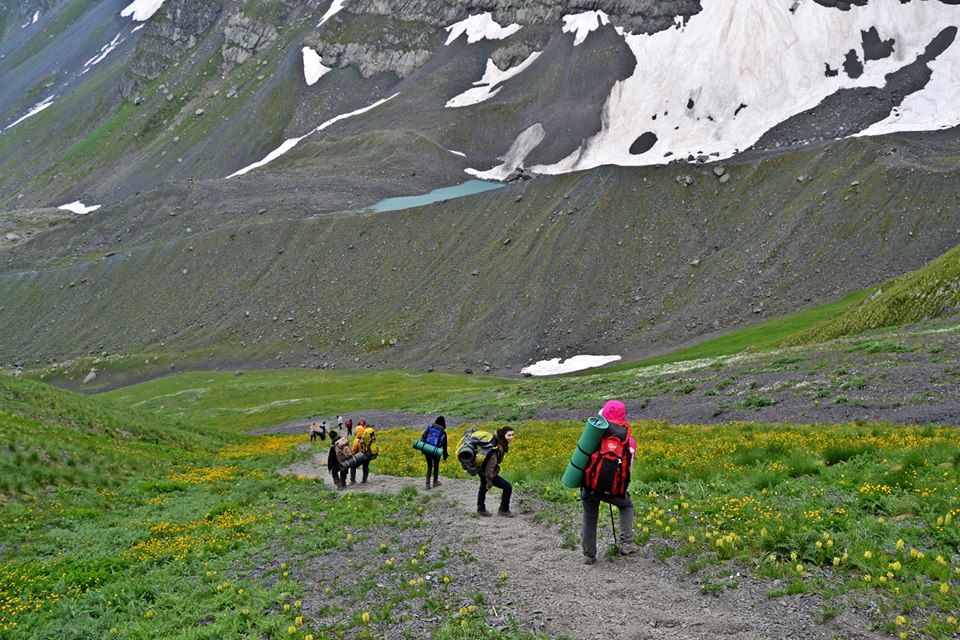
328,431,349,490
477,427,515,517
422,416,449,490
581,401,638,564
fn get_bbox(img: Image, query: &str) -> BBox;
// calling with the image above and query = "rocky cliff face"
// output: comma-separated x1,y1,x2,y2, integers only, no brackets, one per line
304,0,700,80
5,0,58,23
309,13,435,78
222,12,279,68
0,0,57,41
348,0,703,33
121,0,223,99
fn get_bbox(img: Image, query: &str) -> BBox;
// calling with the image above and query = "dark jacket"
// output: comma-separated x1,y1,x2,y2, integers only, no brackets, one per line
421,423,449,460
480,439,507,486
327,444,340,472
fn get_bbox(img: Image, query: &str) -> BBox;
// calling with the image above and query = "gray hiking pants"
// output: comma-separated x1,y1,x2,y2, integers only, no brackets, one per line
581,488,634,558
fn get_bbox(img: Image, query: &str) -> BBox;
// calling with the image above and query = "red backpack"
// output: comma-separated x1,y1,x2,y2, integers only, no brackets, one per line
583,425,632,497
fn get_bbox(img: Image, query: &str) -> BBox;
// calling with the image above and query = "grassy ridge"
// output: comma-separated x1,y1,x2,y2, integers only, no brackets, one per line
596,287,874,374
787,244,960,346
0,376,229,495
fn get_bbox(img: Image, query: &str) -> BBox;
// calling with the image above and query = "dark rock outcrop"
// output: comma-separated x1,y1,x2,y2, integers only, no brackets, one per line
120,0,223,99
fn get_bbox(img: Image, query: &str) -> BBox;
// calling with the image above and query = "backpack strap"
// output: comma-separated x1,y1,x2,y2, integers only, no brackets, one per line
571,441,594,473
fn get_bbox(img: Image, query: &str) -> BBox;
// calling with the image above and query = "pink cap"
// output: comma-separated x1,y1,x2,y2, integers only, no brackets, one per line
600,400,628,426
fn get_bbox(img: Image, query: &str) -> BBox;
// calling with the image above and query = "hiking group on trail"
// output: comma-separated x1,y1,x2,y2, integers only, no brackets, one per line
318,416,377,490
311,401,641,563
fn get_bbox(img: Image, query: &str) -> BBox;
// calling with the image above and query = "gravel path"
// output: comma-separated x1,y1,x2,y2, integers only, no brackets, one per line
279,452,883,640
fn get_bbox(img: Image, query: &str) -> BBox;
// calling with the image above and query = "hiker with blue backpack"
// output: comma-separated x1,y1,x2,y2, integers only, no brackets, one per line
421,416,449,490
581,401,638,564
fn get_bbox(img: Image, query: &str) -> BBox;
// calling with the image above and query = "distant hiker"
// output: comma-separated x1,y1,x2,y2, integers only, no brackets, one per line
353,427,378,484
477,426,515,517
308,420,326,442
349,426,366,484
421,416,449,490
337,415,345,433
581,400,638,565
327,430,349,490
344,417,353,435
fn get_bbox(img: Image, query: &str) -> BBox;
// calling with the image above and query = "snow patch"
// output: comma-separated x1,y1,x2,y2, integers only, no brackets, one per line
317,0,346,28
132,24,145,33
856,35,960,136
466,123,544,181
446,149,467,157
302,47,331,85
528,0,960,174
445,12,521,46
31,11,40,24
83,33,125,72
57,201,102,215
562,10,609,46
3,96,56,130
521,355,622,376
227,93,399,178
121,0,166,21
446,52,541,108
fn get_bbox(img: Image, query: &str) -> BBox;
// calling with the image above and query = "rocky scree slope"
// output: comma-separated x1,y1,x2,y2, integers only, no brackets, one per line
2,134,960,376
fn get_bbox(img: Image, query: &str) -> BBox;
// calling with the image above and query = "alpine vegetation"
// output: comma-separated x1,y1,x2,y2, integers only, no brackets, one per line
2,1,960,636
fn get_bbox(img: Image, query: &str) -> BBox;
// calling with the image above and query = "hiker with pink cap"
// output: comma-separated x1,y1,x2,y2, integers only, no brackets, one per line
580,400,639,564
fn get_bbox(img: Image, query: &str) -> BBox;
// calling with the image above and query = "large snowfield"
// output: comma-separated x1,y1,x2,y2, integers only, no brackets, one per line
527,0,960,173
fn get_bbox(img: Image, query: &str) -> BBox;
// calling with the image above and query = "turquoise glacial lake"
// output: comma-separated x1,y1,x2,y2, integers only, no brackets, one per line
372,180,504,213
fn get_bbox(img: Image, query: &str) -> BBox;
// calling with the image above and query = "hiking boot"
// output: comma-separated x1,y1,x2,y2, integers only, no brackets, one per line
425,481,431,490
619,542,639,556
432,479,441,487
497,510,515,518
583,555,596,565
361,479,367,484
477,509,491,517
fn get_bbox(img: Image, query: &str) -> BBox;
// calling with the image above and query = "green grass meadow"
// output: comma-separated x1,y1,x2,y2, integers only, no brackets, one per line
0,377,545,639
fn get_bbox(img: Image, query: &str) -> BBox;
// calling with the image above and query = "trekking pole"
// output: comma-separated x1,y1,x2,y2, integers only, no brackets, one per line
608,502,617,548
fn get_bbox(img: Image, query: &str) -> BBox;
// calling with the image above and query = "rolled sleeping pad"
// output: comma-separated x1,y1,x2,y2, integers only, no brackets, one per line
339,451,368,472
457,443,475,467
561,415,609,489
413,439,443,457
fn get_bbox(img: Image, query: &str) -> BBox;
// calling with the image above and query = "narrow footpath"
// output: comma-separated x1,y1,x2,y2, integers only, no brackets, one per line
280,452,882,640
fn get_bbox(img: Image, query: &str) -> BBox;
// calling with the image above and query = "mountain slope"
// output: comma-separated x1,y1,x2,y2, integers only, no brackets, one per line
2,0,960,377
2,132,959,376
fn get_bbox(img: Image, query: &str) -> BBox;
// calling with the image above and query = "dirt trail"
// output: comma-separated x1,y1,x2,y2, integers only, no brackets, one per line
280,452,881,640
